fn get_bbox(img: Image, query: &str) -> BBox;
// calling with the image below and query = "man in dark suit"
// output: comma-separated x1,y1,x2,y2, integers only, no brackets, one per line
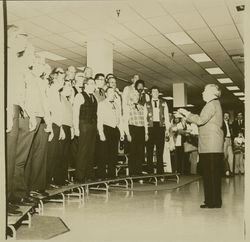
222,112,234,176
232,112,244,138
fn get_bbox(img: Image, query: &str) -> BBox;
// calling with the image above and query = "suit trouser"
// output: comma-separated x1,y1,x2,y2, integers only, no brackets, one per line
95,135,106,178
24,120,49,191
128,125,145,176
175,146,184,174
146,123,165,174
223,138,234,173
75,121,97,181
46,123,61,185
69,137,78,168
199,153,223,207
189,151,198,174
53,125,71,185
11,117,42,200
7,105,20,200
98,125,119,178
234,152,244,173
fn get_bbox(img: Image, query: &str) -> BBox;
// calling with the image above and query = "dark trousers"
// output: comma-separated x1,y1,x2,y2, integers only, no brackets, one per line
11,117,41,200
46,123,60,185
98,125,119,178
75,121,97,181
69,137,78,168
200,153,223,207
95,134,105,178
24,120,49,191
170,151,177,173
6,105,20,200
146,123,165,174
128,125,145,176
53,125,71,185
183,152,191,175
175,146,184,174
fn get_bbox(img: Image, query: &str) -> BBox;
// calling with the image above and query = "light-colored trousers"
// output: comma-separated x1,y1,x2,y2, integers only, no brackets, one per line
224,138,234,173
234,152,244,174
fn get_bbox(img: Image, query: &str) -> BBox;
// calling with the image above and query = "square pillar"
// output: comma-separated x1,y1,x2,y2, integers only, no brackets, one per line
173,83,187,108
87,38,113,76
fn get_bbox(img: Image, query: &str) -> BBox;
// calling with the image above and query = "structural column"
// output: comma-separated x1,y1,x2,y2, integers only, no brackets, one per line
87,37,113,76
173,83,188,108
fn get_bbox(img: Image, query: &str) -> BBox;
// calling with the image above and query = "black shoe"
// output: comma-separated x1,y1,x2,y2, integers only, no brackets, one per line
200,204,221,209
14,197,38,206
8,203,20,210
30,190,49,197
8,206,23,216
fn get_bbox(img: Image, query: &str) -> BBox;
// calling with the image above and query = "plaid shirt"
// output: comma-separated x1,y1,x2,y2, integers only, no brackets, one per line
129,103,145,127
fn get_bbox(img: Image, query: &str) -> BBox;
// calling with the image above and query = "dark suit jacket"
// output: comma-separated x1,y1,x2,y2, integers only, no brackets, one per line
222,120,233,140
232,119,245,137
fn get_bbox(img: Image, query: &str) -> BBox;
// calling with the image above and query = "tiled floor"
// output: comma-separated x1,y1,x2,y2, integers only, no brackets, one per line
44,175,245,241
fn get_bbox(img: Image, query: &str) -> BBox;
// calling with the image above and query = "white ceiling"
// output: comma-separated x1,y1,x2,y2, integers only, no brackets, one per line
7,0,245,109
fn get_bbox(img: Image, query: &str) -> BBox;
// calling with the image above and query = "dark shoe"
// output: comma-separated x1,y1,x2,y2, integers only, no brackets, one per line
30,190,49,197
200,204,221,208
46,184,59,190
200,204,210,208
15,197,38,206
8,206,23,216
8,203,20,210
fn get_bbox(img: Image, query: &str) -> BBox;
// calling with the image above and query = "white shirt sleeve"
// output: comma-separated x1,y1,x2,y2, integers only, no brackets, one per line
73,93,84,131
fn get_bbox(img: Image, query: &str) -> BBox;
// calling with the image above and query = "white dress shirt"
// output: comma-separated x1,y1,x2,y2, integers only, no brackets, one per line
97,99,123,136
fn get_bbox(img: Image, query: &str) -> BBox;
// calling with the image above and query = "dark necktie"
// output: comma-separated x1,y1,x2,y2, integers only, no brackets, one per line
110,101,116,109
99,88,103,96
134,103,139,111
89,94,94,103
153,100,158,108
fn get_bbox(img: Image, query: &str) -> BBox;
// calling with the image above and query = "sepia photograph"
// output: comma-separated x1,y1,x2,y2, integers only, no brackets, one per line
0,0,249,241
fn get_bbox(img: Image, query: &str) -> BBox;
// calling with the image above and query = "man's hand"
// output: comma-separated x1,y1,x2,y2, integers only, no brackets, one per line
6,115,13,133
177,108,190,117
70,127,74,140
59,126,65,140
48,131,54,142
29,116,37,131
100,133,106,142
74,127,80,137
127,134,132,142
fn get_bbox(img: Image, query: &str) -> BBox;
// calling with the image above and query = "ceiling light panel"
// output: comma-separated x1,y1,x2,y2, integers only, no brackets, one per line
189,53,212,62
164,32,194,45
217,78,233,84
205,67,224,74
226,86,240,91
233,92,244,96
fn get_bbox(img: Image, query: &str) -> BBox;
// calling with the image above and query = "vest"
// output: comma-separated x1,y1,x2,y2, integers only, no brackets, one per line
79,91,97,122
146,99,165,127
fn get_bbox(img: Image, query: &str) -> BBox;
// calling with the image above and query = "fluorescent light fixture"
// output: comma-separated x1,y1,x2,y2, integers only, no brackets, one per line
37,51,66,61
226,86,240,91
233,92,244,96
205,67,224,74
189,53,211,62
164,32,194,45
217,78,233,84
239,97,245,101
162,96,173,100
186,104,194,107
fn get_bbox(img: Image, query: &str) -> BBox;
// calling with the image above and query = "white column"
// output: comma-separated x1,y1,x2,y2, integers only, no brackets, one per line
0,1,6,236
173,83,187,108
87,38,113,76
